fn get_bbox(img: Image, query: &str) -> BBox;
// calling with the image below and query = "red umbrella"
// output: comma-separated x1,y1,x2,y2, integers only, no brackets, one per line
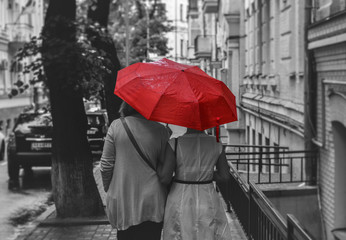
114,58,237,132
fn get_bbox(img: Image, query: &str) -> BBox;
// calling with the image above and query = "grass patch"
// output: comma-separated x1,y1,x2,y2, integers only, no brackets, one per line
9,194,54,226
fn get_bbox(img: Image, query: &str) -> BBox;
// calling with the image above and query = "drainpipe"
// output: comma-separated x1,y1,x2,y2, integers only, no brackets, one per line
303,0,317,185
305,1,326,238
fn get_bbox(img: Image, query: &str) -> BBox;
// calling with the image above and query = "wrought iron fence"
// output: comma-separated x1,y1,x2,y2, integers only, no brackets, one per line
287,214,314,240
216,162,313,240
223,145,317,185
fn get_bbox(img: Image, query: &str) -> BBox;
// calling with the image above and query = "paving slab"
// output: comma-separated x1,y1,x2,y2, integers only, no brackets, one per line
16,165,247,240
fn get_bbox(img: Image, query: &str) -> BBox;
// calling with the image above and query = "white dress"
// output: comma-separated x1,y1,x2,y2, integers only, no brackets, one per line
163,133,232,240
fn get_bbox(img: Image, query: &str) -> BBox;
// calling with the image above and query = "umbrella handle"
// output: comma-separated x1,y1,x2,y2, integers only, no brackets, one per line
216,117,220,142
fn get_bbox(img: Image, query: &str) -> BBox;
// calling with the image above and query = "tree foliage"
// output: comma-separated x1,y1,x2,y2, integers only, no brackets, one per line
86,0,123,123
9,4,112,101
109,0,172,65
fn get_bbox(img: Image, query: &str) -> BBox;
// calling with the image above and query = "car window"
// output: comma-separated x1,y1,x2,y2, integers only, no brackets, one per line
15,113,52,132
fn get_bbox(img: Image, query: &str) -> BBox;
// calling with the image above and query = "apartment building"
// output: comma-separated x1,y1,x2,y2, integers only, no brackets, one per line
242,0,306,155
161,0,189,64
187,0,245,144
0,0,44,135
307,0,346,239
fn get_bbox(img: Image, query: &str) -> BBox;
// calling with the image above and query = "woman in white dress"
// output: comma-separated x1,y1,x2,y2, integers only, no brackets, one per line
163,128,232,240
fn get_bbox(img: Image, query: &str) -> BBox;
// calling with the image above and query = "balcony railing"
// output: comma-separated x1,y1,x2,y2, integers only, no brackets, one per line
223,145,318,185
7,23,33,52
216,162,313,240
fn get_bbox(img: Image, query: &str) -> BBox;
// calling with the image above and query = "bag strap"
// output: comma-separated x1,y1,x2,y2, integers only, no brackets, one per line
120,117,156,172
174,138,178,158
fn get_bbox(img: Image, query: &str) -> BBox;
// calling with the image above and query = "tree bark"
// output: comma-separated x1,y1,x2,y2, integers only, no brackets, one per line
42,0,104,217
87,0,122,124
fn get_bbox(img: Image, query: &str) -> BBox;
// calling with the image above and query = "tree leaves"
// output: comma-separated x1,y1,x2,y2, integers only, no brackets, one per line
9,15,111,101
109,0,172,65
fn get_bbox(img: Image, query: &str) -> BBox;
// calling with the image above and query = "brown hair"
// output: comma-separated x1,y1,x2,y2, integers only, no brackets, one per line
119,101,140,117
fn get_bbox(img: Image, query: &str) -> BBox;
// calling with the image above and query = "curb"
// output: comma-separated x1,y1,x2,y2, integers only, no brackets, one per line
14,164,108,240
38,165,108,227
40,215,109,227
14,203,56,240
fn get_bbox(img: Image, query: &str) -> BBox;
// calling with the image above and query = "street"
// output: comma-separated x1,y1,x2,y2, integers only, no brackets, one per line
0,156,52,240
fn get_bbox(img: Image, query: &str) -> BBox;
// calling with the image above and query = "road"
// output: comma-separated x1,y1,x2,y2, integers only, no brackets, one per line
0,155,51,240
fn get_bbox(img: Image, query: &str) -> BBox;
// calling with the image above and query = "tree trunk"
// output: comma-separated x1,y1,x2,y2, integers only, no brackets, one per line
87,0,122,124
42,0,104,217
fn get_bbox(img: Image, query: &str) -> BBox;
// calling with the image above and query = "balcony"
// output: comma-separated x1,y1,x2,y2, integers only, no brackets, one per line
216,144,320,240
0,28,9,42
194,35,212,59
202,0,218,14
7,23,33,53
188,0,199,18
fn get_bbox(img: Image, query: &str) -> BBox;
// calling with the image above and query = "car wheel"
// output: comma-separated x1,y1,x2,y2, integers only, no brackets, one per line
0,141,4,161
8,154,20,186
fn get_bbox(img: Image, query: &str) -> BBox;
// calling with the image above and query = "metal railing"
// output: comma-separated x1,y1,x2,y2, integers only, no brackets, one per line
223,145,317,185
216,162,313,240
287,214,314,240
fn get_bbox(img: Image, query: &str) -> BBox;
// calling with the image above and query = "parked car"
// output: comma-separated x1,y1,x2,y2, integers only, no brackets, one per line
0,128,5,161
86,109,109,155
7,108,52,189
7,108,108,189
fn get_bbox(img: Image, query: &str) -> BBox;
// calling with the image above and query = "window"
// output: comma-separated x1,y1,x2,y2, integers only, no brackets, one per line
258,133,262,173
252,129,256,171
6,118,11,134
274,143,279,173
8,0,13,9
180,39,184,57
265,137,270,172
180,4,183,21
246,126,249,144
0,70,5,95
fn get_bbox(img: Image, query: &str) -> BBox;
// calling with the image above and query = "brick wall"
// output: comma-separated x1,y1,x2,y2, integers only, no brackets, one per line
314,43,346,237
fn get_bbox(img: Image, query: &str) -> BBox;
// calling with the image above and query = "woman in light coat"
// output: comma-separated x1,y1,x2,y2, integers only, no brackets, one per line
100,101,175,240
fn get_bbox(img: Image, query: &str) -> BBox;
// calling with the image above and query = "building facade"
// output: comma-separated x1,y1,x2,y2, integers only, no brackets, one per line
161,0,189,64
187,0,245,144
242,0,306,157
307,0,346,239
0,0,44,135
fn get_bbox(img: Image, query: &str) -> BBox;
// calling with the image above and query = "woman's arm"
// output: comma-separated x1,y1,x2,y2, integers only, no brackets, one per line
213,149,231,183
157,142,176,185
100,122,116,192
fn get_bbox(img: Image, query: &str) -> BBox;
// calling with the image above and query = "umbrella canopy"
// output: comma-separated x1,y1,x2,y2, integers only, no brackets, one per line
114,58,237,131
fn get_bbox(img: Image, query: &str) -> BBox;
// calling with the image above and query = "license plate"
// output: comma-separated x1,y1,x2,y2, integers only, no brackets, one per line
31,142,52,150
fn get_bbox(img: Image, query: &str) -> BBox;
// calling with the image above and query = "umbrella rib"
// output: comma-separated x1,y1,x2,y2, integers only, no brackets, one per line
183,72,202,130
184,72,227,98
146,77,176,119
134,69,182,79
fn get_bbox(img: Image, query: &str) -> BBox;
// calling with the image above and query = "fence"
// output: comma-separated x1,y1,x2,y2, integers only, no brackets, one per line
216,162,313,240
223,145,317,185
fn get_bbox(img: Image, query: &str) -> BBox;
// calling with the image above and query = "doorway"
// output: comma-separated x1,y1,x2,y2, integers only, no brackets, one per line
332,121,346,228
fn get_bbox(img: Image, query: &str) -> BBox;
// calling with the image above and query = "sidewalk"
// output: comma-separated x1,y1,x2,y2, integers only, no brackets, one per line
15,167,247,240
